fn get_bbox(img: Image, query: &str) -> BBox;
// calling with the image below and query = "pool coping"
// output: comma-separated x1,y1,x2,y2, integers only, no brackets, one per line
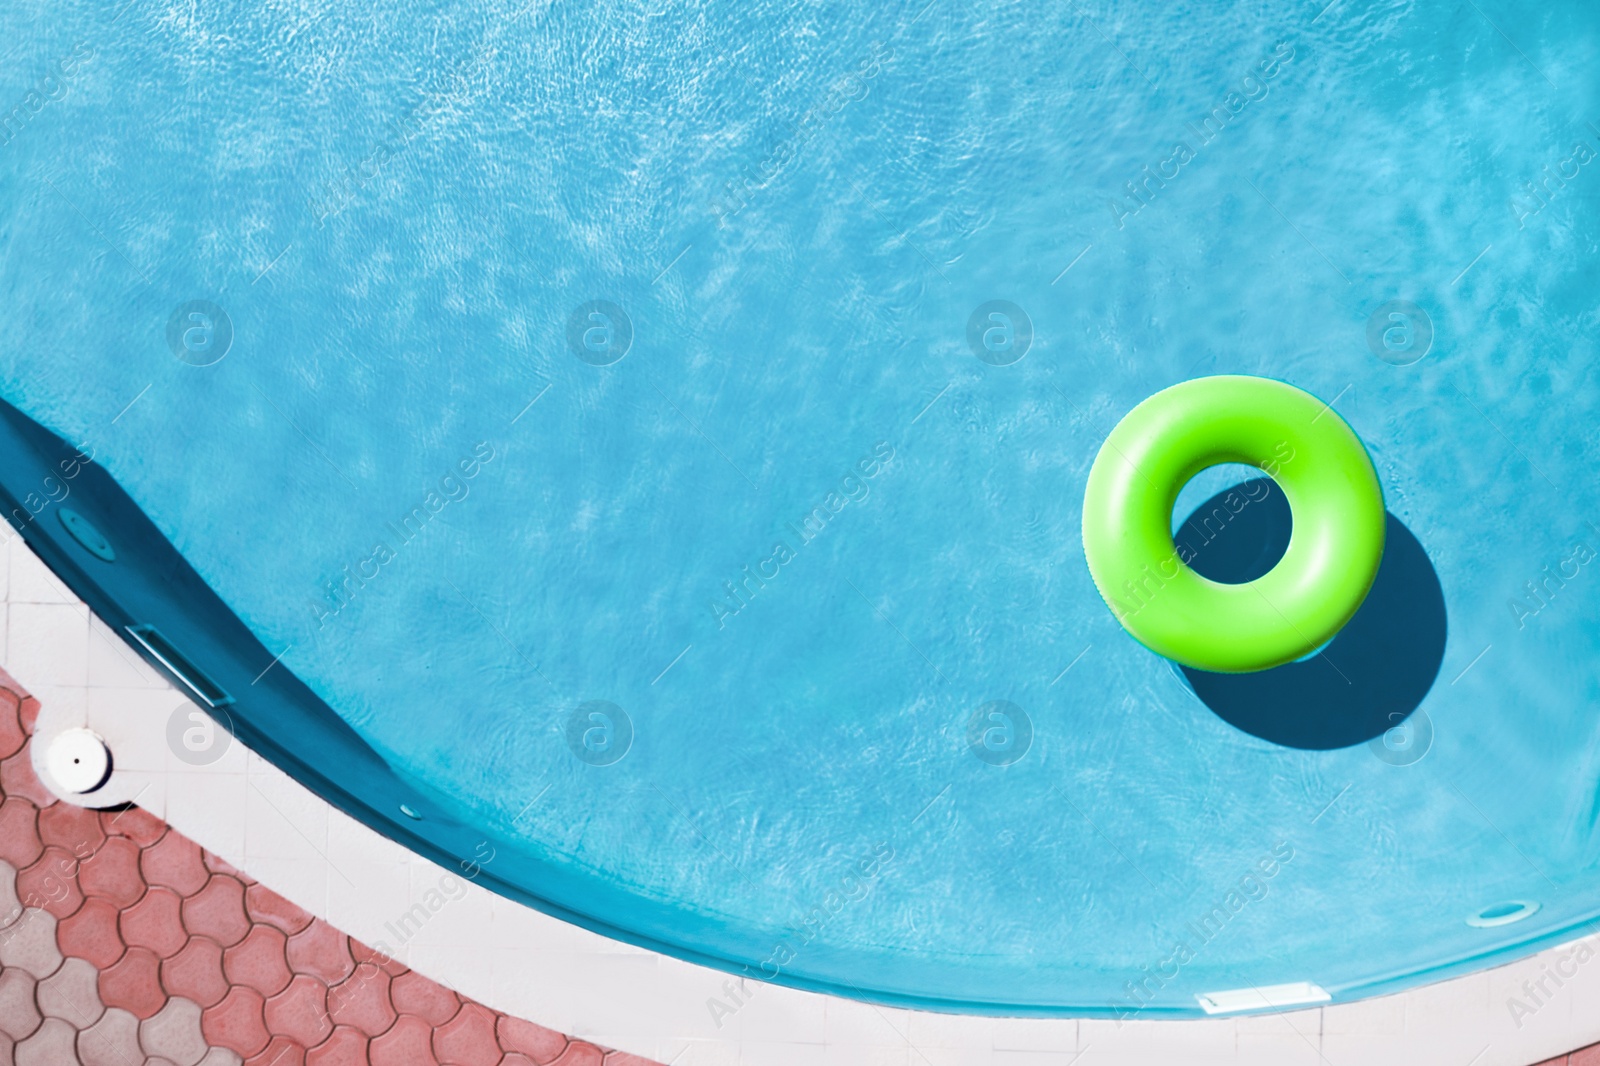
5,505,1599,1065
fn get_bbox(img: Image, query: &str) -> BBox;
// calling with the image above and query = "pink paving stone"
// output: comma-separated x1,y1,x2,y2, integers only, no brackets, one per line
140,995,208,1066
306,1024,371,1066
182,875,251,947
0,747,54,808
36,956,104,1027
434,1001,501,1066
141,830,210,897
0,797,42,868
78,834,146,908
161,936,229,1008
37,801,106,855
1571,1048,1600,1065
245,883,313,936
392,970,460,1026
120,885,187,958
350,936,407,977
203,986,271,1058
0,967,40,1041
264,973,333,1047
17,846,84,918
102,805,168,847
0,689,23,760
247,1035,307,1066
0,909,61,979
327,963,395,1037
97,945,166,1020
223,924,293,998
0,870,19,930
57,896,125,969
203,850,252,882
497,1015,569,1065
17,694,39,734
285,921,354,985
84,1011,145,1065
503,1056,542,1066
15,1015,75,1065
549,1041,606,1066
371,1012,439,1066
604,1055,657,1066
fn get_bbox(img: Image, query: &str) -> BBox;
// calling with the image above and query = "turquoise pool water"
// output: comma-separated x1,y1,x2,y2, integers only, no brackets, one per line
3,0,1600,1016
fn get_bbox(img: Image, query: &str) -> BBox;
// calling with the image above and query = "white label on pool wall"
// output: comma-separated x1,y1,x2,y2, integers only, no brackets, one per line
1195,982,1331,1014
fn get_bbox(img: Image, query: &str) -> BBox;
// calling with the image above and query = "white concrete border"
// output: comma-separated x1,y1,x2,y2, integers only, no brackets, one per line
5,529,1593,1066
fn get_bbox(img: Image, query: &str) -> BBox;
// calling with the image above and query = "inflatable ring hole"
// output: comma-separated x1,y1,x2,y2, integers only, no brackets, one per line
1170,466,1292,586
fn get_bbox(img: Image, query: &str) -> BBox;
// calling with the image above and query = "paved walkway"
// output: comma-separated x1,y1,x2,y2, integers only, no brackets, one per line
0,667,659,1066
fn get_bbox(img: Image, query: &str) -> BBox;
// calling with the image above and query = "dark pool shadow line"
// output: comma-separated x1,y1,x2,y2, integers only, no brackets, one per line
1176,480,1447,751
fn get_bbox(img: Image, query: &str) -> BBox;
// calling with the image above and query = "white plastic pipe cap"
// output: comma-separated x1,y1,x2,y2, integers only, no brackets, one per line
45,728,113,794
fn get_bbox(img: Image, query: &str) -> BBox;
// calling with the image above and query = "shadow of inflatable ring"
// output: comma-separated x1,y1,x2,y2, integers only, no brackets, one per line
1174,479,1447,751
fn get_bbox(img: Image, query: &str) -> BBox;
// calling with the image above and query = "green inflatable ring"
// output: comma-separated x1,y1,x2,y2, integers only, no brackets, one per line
1081,375,1385,673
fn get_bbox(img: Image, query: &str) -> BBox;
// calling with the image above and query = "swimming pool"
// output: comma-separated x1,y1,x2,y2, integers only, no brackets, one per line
3,0,1600,1019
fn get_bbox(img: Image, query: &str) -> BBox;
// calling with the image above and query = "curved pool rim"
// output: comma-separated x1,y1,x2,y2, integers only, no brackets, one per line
8,392,1600,1019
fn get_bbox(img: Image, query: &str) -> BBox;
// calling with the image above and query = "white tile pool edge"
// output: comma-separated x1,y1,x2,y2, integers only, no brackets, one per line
6,530,1593,1066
